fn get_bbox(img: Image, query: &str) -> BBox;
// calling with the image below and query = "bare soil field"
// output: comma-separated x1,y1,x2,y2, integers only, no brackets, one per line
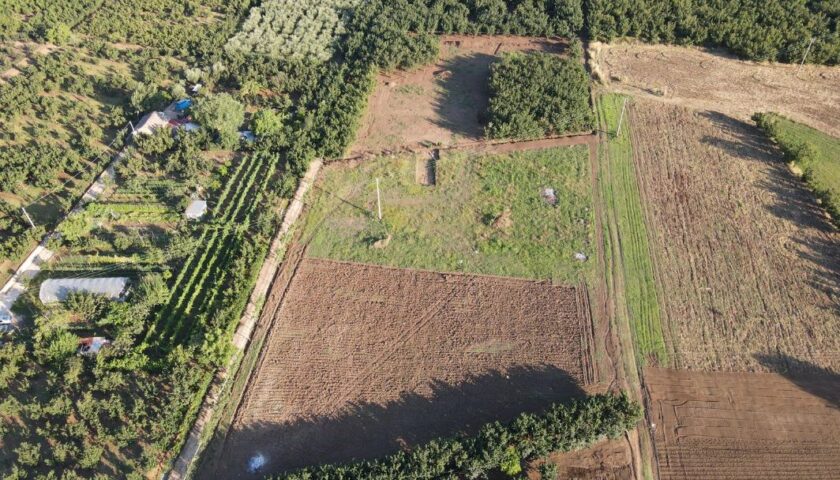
591,42,840,137
628,100,840,372
646,367,840,480
350,35,566,155
207,257,598,478
530,437,634,480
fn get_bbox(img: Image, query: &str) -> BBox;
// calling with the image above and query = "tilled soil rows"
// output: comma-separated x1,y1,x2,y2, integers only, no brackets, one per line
646,368,840,480
214,258,597,478
629,100,840,373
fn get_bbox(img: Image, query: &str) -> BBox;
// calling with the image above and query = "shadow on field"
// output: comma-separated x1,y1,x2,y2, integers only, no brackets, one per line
699,110,840,310
432,53,495,139
203,364,583,479
754,353,840,409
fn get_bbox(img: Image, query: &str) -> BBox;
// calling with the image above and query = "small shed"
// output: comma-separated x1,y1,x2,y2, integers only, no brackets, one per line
133,111,170,136
78,337,110,356
185,199,208,220
39,277,129,304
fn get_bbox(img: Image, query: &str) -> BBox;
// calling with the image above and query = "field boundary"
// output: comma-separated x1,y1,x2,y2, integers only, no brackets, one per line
333,131,598,163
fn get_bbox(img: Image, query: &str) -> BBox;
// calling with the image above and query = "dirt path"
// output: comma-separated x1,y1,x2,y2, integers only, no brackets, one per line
336,132,597,163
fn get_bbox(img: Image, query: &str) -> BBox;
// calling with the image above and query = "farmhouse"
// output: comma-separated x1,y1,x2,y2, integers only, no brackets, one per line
39,277,130,304
133,111,170,136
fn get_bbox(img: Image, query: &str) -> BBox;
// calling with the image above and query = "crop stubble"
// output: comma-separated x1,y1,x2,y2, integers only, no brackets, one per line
628,100,840,373
646,367,840,480
215,258,597,477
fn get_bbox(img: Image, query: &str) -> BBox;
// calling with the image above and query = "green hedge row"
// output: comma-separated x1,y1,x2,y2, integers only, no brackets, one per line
273,393,641,479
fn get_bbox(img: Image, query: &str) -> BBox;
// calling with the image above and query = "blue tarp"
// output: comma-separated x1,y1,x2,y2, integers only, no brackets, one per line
174,99,192,111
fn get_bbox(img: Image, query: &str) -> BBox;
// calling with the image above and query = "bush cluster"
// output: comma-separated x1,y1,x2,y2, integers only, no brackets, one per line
485,48,594,139
753,113,840,225
274,393,641,479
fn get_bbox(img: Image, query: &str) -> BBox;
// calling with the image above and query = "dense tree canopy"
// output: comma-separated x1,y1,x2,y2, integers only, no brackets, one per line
485,48,594,139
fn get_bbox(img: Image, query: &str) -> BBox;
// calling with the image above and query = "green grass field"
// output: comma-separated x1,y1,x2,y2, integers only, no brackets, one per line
304,146,594,284
755,113,840,223
596,94,667,367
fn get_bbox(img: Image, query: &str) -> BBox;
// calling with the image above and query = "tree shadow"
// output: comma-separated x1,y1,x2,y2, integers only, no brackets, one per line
200,364,585,479
753,352,840,410
431,52,496,140
698,110,840,307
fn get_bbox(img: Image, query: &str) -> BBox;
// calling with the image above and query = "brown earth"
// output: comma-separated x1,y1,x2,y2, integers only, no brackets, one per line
591,42,840,137
646,367,840,480
628,100,840,372
350,35,567,155
207,257,600,478
529,437,634,480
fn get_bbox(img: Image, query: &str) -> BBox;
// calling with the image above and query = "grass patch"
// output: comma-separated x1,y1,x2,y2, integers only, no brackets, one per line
596,94,667,366
754,112,840,224
304,146,594,284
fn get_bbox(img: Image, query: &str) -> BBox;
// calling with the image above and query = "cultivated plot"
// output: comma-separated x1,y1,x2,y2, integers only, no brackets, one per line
351,35,566,154
629,100,840,372
646,367,840,480
591,42,840,137
212,258,595,477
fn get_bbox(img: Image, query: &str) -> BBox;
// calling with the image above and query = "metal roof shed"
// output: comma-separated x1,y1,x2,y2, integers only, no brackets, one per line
39,277,129,304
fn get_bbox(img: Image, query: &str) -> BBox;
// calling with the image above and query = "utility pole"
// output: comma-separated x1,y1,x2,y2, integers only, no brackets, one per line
798,37,815,73
129,121,136,135
21,207,35,229
375,178,382,221
616,98,628,137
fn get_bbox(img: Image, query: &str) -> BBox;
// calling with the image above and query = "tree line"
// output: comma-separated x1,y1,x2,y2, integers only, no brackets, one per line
273,393,641,479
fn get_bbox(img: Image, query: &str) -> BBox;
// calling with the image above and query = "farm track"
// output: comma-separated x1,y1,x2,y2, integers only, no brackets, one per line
628,100,840,373
336,131,598,163
211,258,595,478
646,368,840,480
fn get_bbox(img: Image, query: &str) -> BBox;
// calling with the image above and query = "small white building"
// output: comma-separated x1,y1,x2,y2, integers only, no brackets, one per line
184,199,208,220
133,111,170,136
39,277,129,304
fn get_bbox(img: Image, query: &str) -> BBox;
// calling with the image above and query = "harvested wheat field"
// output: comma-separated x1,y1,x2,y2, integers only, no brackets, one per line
628,100,840,372
211,258,599,477
646,367,840,480
592,42,840,137
350,35,567,155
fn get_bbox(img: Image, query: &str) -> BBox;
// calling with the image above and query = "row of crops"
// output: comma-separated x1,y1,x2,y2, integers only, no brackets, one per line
143,150,279,351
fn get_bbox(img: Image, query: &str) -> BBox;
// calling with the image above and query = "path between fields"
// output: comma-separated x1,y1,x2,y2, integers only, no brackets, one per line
166,159,322,480
335,132,598,163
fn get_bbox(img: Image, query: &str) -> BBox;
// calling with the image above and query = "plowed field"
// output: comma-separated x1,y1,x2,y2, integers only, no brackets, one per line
211,258,596,478
591,42,840,137
646,368,840,479
628,100,840,372
350,35,566,155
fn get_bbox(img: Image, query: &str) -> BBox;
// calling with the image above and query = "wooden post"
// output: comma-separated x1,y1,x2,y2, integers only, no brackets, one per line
21,207,35,229
376,178,382,221
616,98,628,137
798,37,815,74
